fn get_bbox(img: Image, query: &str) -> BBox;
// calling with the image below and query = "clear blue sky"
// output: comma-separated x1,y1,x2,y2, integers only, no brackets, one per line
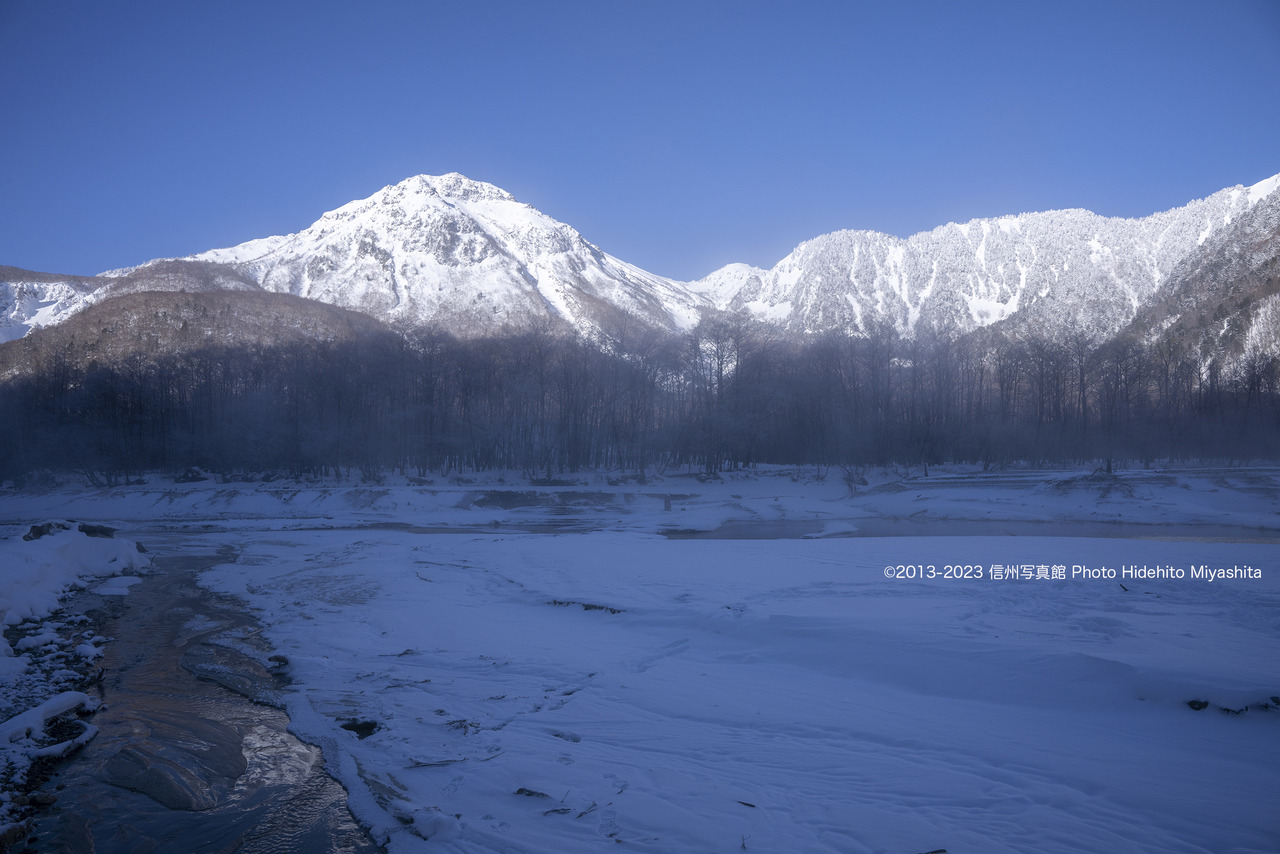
2,0,1278,281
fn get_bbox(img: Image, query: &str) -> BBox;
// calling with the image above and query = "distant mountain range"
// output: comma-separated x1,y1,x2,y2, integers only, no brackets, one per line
697,176,1279,346
4,171,1278,362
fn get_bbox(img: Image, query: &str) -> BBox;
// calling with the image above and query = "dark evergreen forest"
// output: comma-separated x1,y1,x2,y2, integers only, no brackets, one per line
2,310,1278,484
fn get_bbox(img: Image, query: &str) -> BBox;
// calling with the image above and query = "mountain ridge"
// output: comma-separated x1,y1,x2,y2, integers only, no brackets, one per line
4,171,1278,354
690,174,1279,343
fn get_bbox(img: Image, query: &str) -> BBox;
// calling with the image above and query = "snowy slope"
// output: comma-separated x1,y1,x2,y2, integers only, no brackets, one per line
0,268,100,344
0,261,262,344
1125,174,1280,362
692,173,1280,341
179,174,706,337
5,172,1278,345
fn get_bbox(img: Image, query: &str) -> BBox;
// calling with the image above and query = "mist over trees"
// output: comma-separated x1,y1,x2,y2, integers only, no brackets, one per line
2,296,1277,484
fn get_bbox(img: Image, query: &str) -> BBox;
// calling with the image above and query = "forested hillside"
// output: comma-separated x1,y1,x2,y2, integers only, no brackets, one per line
2,295,1276,483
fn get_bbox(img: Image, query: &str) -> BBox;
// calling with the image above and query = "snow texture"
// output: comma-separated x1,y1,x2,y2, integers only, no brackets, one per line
704,174,1280,341
0,527,147,836
183,168,1278,342
1,467,1276,852
0,527,148,651
8,171,1277,345
181,173,703,337
0,279,98,345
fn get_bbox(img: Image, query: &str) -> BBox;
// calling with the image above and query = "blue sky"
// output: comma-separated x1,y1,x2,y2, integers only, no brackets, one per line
2,0,1278,281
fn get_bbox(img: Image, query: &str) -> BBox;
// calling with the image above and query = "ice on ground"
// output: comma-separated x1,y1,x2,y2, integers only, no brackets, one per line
202,530,1280,852
2,468,1278,852
802,520,860,538
89,575,143,596
2,464,1277,536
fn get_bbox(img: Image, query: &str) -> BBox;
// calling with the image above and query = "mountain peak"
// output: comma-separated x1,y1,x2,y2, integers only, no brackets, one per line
317,173,522,226
397,172,516,204
163,171,700,338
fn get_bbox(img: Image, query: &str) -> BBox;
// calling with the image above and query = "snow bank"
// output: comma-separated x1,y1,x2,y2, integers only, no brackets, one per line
2,464,1277,536
0,526,145,842
0,690,99,758
0,525,147,664
0,690,100,844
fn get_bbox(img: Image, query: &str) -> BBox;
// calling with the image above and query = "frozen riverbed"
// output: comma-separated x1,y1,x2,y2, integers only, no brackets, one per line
2,466,1279,852
200,531,1279,853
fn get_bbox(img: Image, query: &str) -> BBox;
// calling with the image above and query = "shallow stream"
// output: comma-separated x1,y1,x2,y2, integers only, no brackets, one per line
25,551,380,854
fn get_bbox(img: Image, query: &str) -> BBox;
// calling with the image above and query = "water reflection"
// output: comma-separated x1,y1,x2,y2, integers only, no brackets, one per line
27,553,380,854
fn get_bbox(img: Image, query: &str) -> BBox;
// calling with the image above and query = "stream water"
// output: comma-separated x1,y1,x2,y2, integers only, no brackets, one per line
24,551,380,854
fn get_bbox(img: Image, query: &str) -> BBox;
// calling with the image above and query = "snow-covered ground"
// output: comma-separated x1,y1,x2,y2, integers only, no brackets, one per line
1,466,1278,852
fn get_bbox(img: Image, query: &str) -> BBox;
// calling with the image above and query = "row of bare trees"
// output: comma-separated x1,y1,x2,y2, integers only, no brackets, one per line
1,314,1277,482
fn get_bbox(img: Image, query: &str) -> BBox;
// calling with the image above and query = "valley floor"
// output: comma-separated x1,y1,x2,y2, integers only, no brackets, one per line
2,465,1279,852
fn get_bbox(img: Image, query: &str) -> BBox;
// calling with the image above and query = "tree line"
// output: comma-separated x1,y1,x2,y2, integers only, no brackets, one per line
1,311,1277,483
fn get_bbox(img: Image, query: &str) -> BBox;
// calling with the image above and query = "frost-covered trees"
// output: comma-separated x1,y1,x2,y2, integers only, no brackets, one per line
1,305,1277,482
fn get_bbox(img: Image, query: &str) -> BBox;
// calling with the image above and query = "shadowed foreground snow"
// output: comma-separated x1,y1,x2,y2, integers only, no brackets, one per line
200,530,1279,854
0,527,149,837
2,467,1278,852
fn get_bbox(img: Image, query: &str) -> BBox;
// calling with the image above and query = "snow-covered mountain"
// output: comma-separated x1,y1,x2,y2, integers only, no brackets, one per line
4,171,1278,348
176,173,703,337
690,173,1280,343
1124,173,1280,364
4,174,703,342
